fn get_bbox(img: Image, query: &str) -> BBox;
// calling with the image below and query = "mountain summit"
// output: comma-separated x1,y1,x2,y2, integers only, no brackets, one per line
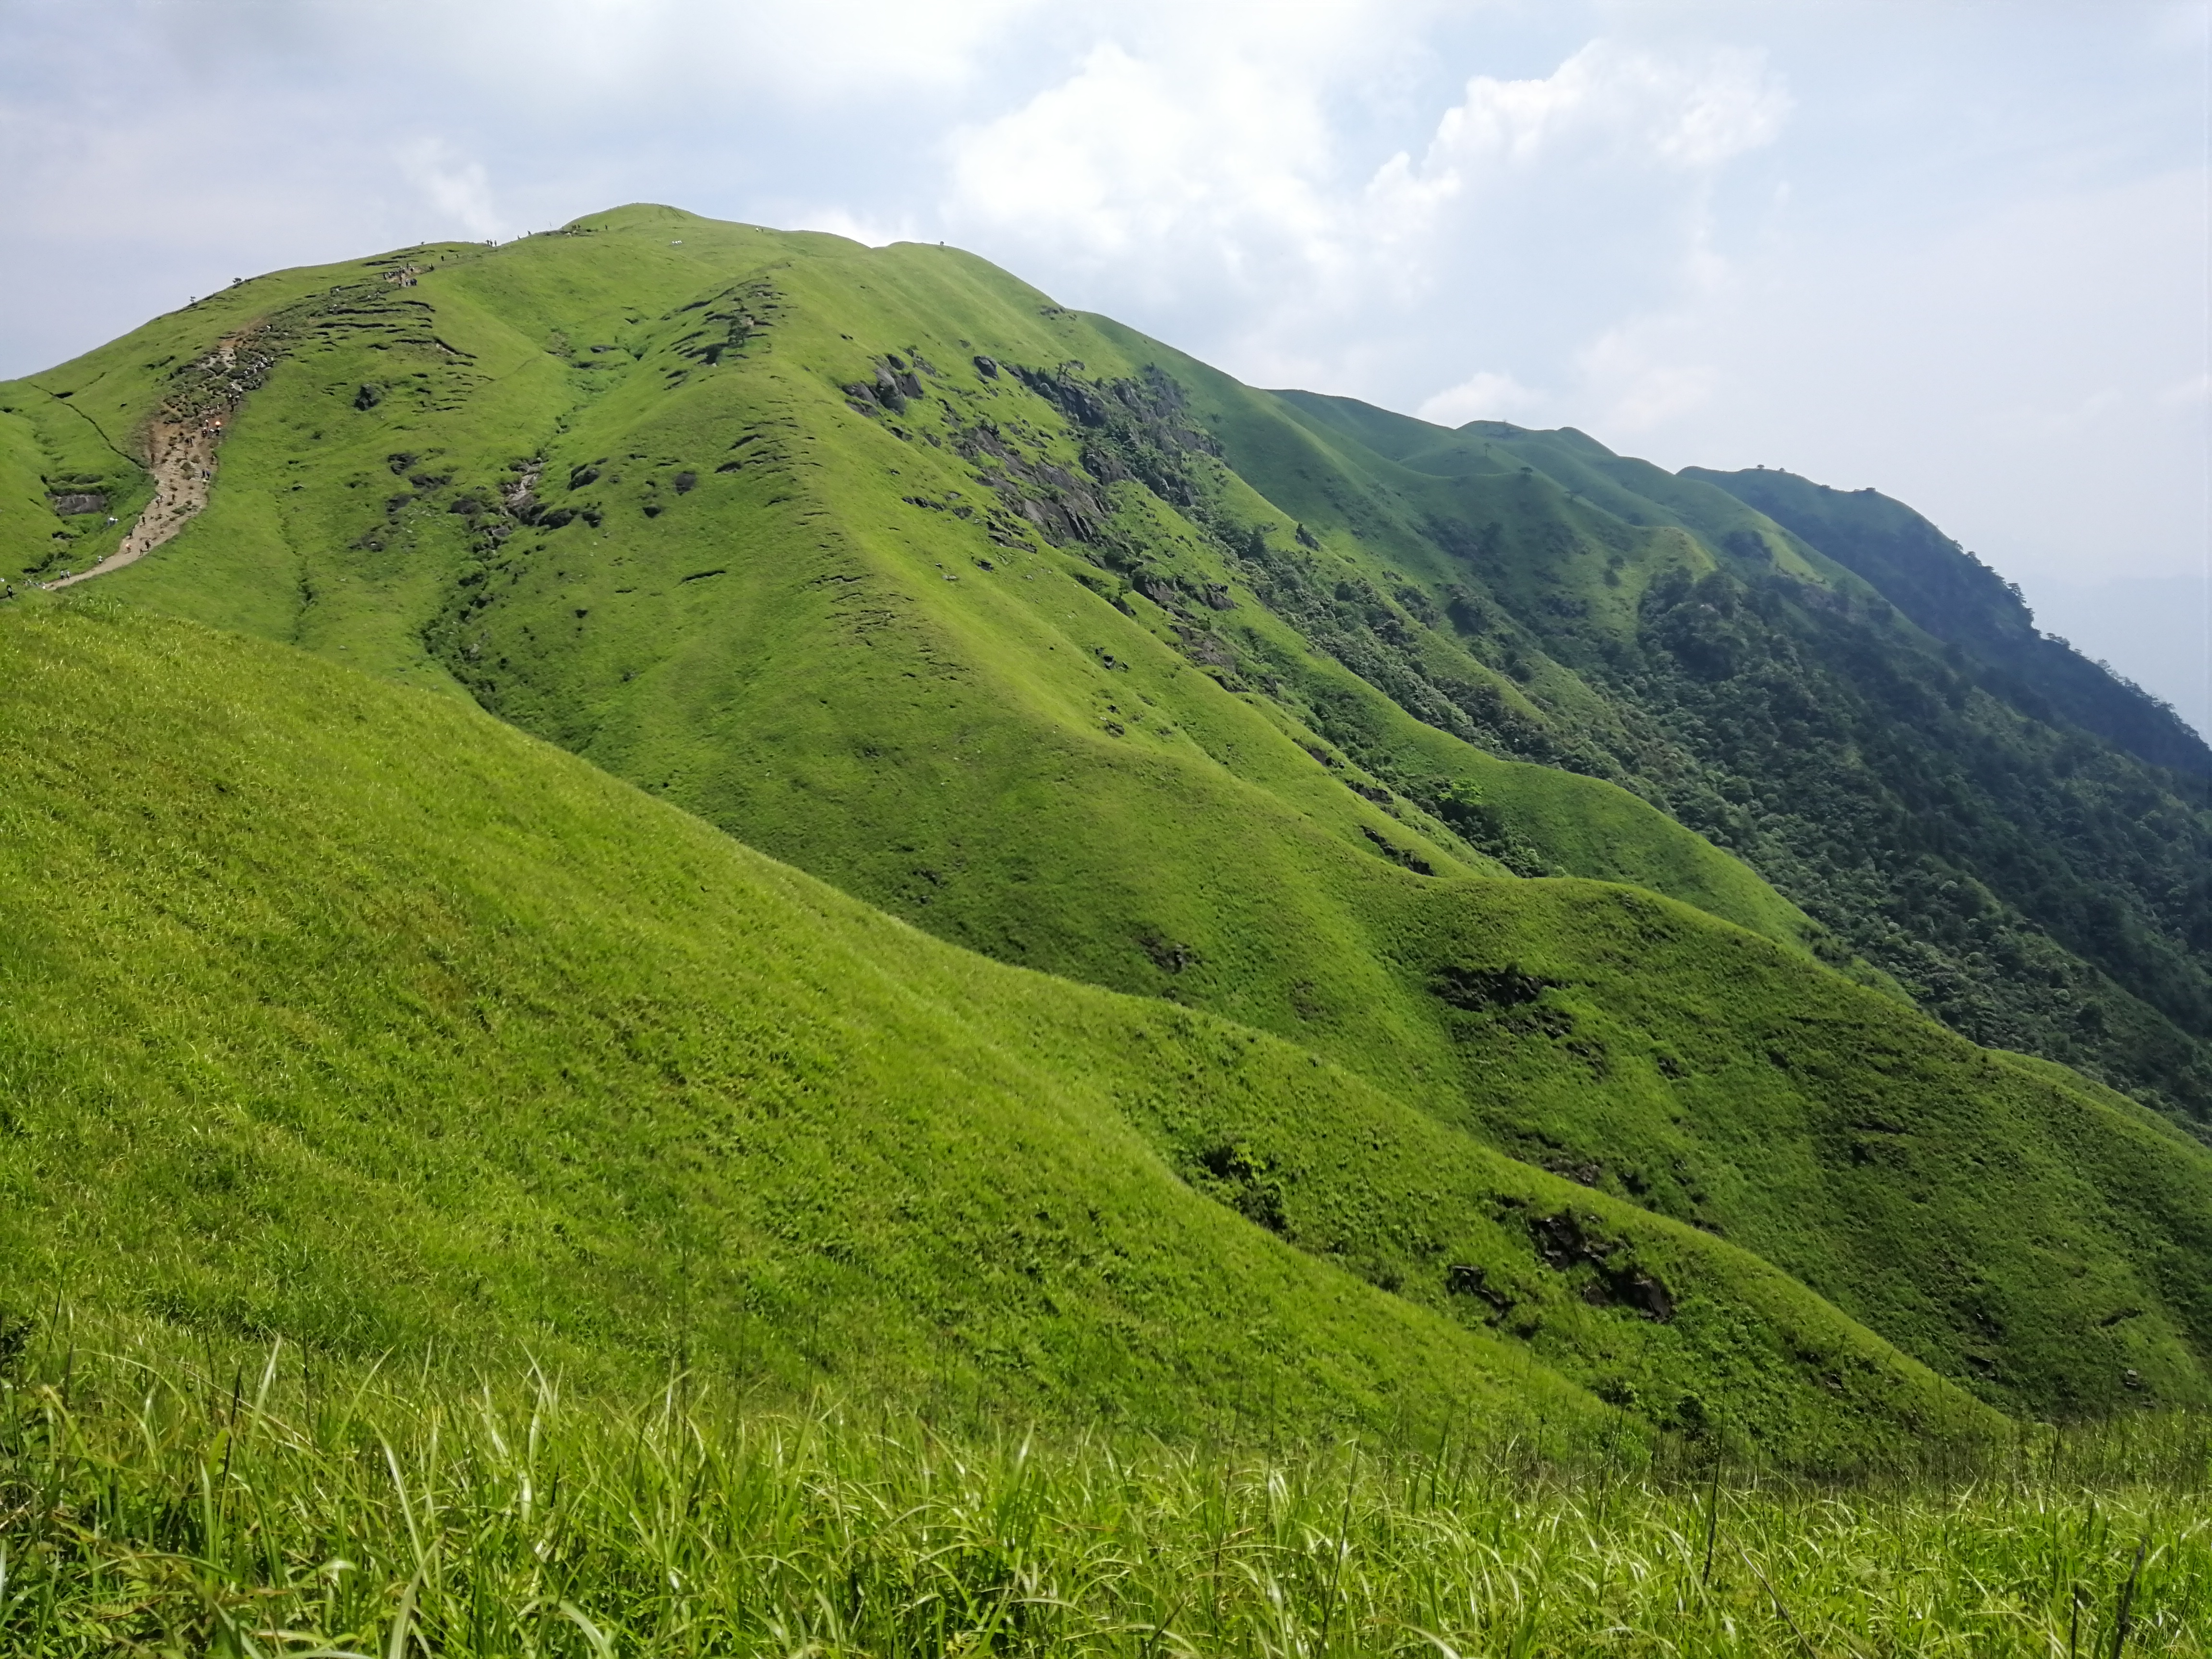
4,204,2208,1448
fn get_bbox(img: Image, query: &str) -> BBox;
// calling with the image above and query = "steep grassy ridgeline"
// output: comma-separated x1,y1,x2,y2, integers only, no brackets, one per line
0,208,1812,937
2,601,2020,1462
1246,393,2212,1127
1690,465,2212,776
4,205,2211,1420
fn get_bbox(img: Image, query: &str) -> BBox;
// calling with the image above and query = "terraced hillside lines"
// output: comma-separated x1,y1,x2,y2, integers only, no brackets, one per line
0,601,2001,1463
5,205,2211,1426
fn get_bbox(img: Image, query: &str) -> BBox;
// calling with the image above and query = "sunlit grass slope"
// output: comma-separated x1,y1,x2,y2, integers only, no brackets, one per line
6,1353,2206,1656
3,206,2209,1423
0,600,2009,1462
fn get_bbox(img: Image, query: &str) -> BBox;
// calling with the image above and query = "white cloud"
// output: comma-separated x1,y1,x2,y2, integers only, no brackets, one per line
1417,369,1548,426
167,0,1047,104
943,41,1342,289
943,31,1791,403
1380,42,1782,439
1368,37,1790,243
1577,331,1721,433
786,203,911,249
397,139,507,240
2160,372,2212,407
667,0,1043,95
1424,39,1789,175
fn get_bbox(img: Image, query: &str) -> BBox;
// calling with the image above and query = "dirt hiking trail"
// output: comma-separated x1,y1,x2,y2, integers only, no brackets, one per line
50,334,249,590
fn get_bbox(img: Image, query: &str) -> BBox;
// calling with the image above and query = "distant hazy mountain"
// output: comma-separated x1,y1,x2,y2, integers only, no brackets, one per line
2029,574,2211,744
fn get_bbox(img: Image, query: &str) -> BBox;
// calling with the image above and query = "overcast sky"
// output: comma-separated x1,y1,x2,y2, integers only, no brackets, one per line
4,0,2206,723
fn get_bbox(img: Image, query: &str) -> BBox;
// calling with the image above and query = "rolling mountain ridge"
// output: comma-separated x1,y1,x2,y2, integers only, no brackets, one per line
4,204,2209,1452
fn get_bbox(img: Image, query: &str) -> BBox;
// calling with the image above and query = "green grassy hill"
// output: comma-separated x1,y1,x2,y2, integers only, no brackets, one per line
3,204,2210,1440
1247,398,2212,1124
2,600,2004,1464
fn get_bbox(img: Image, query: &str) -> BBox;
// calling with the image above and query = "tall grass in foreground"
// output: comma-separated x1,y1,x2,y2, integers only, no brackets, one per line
2,1341,2206,1656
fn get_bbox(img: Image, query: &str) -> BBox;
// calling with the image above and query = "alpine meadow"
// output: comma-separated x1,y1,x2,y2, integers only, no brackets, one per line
2,204,2208,1654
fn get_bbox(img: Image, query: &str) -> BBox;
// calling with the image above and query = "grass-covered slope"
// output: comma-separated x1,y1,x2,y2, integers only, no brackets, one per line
4,206,2211,1425
10,1367,2206,1658
1246,397,2212,1127
0,600,2015,1463
5,615,2208,1440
